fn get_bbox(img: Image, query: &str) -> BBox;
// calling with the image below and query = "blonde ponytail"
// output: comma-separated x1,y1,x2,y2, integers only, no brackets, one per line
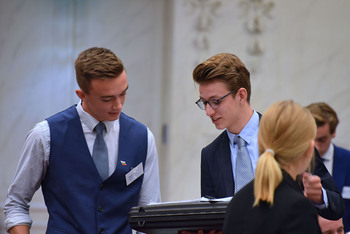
253,150,282,206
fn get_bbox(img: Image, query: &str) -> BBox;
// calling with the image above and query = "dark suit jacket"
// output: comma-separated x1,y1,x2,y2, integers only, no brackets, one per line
333,145,350,231
201,130,344,220
223,172,322,234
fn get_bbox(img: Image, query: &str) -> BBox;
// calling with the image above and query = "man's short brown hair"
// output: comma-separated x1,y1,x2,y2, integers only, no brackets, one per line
192,53,251,103
306,102,339,134
75,47,125,93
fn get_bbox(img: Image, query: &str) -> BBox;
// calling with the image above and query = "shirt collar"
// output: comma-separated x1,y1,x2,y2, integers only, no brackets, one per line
76,100,117,133
322,143,334,162
227,110,259,144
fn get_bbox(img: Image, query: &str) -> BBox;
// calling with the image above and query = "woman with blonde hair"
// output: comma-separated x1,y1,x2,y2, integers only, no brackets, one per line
223,100,322,233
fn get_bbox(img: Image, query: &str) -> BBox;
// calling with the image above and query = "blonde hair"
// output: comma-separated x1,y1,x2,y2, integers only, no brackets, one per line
253,100,316,206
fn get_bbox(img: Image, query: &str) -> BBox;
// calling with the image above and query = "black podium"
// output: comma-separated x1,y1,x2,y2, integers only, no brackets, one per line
129,200,229,234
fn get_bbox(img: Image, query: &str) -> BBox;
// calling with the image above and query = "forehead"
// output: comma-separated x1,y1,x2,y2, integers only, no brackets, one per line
316,122,331,135
318,217,343,232
199,80,230,97
89,71,128,95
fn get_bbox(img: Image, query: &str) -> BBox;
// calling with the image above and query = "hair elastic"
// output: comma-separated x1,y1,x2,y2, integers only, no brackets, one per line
265,149,275,156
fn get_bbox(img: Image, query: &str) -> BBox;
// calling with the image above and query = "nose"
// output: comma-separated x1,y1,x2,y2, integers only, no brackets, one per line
112,98,123,110
205,103,216,116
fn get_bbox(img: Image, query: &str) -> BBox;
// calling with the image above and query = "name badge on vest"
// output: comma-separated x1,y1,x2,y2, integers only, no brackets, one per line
126,162,144,186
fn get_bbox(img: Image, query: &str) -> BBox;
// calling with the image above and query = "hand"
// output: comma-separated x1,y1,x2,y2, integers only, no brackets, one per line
302,172,323,204
8,225,30,234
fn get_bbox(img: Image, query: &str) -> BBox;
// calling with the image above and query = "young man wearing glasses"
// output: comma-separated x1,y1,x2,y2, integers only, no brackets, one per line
192,52,344,220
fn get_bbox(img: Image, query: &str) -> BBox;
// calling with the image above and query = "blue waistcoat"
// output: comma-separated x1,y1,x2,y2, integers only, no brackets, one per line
42,105,147,234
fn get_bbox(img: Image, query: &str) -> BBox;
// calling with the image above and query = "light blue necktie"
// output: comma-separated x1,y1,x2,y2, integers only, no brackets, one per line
93,122,109,181
234,136,254,193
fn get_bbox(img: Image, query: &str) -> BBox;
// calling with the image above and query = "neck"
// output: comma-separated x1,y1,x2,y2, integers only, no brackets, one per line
228,106,253,134
281,165,298,181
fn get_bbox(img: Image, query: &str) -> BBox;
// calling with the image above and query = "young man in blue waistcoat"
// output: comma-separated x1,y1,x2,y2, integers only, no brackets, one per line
4,47,161,234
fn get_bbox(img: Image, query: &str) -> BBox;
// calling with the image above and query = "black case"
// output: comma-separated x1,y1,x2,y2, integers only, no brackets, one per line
128,201,229,234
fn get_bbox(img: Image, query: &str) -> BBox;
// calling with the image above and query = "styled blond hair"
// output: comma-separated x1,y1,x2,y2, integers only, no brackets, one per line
254,100,316,206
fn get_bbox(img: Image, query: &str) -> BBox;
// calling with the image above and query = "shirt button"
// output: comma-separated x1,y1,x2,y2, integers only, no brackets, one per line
99,184,104,190
99,228,104,234
98,206,104,212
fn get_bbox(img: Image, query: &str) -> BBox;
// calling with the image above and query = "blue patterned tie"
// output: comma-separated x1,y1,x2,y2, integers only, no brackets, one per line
234,136,254,193
93,122,109,181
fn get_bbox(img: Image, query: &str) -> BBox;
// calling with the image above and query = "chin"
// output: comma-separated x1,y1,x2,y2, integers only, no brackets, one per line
108,115,120,121
214,124,226,130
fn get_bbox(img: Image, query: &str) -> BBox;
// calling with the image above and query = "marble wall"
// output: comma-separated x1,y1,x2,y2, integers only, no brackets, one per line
165,0,350,201
1,0,350,233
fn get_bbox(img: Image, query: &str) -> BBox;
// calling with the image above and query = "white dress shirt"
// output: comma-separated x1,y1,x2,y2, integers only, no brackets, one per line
321,143,334,175
4,102,161,231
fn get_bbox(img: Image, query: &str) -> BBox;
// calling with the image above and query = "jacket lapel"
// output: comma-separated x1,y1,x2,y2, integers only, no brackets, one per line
333,145,346,190
218,131,235,196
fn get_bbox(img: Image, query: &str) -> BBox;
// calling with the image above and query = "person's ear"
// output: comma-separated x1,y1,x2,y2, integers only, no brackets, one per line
331,130,336,139
303,140,315,160
76,89,85,100
237,88,247,102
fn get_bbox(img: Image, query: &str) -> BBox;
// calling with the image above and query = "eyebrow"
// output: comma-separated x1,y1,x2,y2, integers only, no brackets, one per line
122,85,129,93
199,95,220,100
100,85,129,99
315,136,328,141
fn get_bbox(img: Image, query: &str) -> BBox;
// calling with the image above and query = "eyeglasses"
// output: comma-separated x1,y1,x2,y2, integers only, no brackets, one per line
195,90,235,110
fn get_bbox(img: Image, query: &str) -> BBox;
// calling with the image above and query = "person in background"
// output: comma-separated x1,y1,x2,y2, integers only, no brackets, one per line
306,102,350,232
318,216,345,234
3,47,161,234
223,100,321,233
192,52,344,221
